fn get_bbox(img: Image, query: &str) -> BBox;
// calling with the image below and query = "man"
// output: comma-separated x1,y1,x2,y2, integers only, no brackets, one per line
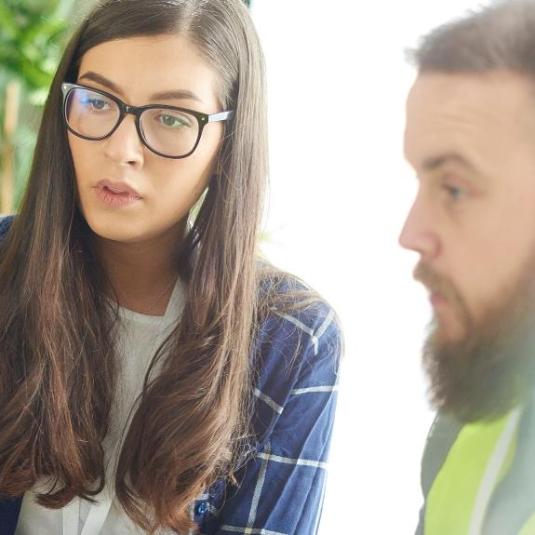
399,1,535,533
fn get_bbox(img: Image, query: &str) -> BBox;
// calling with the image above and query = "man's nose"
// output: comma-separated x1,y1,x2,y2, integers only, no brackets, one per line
398,191,440,261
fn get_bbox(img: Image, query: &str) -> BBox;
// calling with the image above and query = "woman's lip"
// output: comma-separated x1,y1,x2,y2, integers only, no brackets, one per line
96,179,142,198
94,183,142,208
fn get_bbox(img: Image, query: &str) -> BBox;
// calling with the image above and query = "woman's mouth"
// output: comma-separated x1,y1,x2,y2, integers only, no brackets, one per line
94,180,142,208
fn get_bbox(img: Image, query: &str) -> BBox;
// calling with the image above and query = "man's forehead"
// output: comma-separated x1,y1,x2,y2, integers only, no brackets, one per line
404,71,535,170
407,71,534,123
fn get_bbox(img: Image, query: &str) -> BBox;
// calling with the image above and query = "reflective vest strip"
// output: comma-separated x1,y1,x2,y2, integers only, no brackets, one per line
468,408,521,534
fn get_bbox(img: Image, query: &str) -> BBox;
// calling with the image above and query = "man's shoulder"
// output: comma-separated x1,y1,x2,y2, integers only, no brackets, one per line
415,413,464,534
421,412,463,497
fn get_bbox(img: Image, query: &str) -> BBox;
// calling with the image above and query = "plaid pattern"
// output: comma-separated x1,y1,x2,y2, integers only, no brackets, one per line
0,216,342,535
194,302,341,535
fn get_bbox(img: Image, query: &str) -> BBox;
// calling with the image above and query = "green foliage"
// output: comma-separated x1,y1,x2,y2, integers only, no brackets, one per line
0,0,70,99
0,0,73,210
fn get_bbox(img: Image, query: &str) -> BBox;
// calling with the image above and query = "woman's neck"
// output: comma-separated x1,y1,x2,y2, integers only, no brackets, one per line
94,222,185,316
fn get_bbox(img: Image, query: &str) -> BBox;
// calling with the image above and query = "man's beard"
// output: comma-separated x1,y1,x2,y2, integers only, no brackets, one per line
416,259,535,423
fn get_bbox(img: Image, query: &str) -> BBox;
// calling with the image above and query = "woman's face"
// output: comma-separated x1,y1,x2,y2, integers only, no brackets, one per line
68,34,225,244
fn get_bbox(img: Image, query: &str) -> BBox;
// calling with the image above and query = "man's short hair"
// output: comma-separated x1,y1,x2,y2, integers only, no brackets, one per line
410,0,535,75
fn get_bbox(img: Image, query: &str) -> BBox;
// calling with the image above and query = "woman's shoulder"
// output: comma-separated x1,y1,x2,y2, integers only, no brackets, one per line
256,268,342,355
251,269,342,442
0,215,15,242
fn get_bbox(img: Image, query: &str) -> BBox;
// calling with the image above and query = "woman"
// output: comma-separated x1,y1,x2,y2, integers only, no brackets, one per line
0,1,341,534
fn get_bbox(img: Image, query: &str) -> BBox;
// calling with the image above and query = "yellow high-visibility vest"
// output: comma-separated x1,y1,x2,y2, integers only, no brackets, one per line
424,407,535,535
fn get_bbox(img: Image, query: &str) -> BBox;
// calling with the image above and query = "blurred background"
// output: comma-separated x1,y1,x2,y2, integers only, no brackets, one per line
0,0,71,212
0,0,489,533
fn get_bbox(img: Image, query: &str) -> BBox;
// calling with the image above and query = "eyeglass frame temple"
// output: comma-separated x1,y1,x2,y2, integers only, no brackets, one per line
208,110,234,122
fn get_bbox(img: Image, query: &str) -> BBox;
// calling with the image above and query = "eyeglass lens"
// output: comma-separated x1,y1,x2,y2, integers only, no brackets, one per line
65,86,200,157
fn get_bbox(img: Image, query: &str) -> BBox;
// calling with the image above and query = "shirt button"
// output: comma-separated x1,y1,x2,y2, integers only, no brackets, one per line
196,502,208,516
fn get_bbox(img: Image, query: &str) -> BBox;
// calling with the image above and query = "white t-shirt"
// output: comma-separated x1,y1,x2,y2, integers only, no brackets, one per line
15,278,185,535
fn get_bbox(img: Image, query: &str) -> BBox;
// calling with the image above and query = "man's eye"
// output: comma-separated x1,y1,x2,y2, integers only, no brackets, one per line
443,184,465,201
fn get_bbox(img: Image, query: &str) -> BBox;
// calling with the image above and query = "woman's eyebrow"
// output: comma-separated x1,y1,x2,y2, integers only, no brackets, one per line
78,71,203,103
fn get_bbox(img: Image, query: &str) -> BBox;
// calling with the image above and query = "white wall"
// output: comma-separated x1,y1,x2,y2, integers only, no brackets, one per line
251,2,489,532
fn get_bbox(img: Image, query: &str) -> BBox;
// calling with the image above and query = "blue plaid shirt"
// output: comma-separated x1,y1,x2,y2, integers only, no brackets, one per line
0,215,341,535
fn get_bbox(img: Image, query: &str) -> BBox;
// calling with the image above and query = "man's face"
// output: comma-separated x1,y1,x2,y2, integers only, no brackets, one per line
400,71,535,419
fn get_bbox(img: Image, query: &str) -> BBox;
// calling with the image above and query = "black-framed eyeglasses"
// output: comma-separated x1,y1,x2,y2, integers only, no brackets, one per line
61,83,234,159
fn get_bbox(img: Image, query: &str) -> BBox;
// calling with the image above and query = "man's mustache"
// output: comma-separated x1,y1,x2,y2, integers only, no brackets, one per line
413,262,461,304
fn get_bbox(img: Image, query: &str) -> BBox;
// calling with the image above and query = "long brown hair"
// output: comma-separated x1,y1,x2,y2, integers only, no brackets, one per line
0,0,269,532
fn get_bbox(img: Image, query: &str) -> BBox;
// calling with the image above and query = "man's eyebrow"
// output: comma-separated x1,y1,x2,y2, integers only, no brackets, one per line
421,153,475,172
77,71,203,103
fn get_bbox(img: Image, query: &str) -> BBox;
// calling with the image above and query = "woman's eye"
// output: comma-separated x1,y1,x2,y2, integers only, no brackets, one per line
81,96,110,112
90,99,107,110
158,114,189,128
